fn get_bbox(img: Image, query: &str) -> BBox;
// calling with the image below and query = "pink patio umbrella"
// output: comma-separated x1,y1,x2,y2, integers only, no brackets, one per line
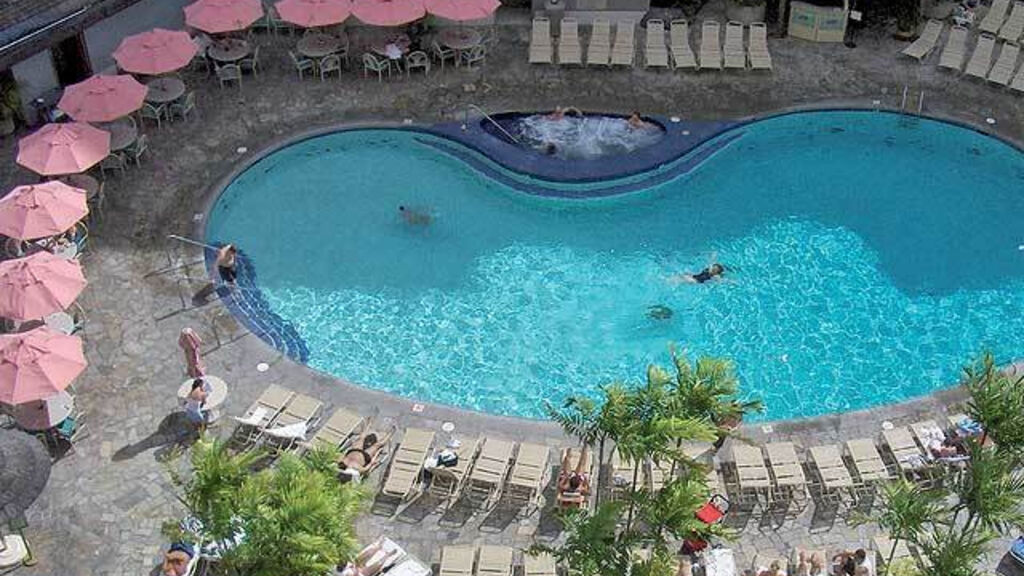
178,327,206,378
351,0,424,26
276,0,352,27
185,0,265,34
113,28,200,75
16,123,111,176
0,182,88,242
0,252,87,322
424,0,499,21
0,327,86,405
57,74,147,123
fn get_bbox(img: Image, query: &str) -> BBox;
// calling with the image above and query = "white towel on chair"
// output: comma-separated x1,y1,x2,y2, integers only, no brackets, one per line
233,406,268,427
264,421,307,440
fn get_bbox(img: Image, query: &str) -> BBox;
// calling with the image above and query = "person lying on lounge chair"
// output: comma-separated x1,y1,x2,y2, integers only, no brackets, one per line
337,425,394,483
339,538,402,576
795,551,825,576
557,447,591,508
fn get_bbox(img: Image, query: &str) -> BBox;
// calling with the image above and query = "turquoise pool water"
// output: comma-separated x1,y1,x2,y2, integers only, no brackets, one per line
206,111,1024,421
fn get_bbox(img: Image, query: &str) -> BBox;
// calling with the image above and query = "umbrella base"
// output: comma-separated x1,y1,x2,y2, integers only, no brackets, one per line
0,535,28,567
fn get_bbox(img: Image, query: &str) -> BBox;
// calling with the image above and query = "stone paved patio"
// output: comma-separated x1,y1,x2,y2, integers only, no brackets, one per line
1,3,1024,575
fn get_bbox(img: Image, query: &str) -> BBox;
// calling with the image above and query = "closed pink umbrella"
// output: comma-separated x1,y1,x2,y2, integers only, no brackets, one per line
276,0,351,27
185,0,265,34
424,0,498,21
16,123,111,176
351,0,424,25
178,327,205,378
0,182,88,241
57,74,147,123
0,253,87,322
113,28,200,75
0,327,86,405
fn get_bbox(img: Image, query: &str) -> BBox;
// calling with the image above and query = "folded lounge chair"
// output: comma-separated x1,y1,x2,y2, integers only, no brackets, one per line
558,18,583,65
523,553,557,576
262,393,324,451
426,436,481,508
529,17,553,64
670,19,697,69
477,546,514,576
747,22,772,70
467,437,517,509
981,0,1012,33
723,21,746,69
988,42,1020,84
231,384,295,447
587,18,612,66
439,546,476,576
901,19,944,62
938,25,969,71
645,19,670,68
611,20,636,67
965,33,998,78
999,1,1024,41
380,427,436,503
304,407,364,453
505,442,550,511
699,20,722,70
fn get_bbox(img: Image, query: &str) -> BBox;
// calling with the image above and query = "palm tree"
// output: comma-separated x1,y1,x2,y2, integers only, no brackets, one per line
913,522,992,576
867,479,944,576
532,504,631,576
631,475,732,552
965,352,1024,454
949,439,1024,534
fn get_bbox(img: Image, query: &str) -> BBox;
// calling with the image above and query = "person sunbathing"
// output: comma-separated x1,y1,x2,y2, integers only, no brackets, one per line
757,560,787,576
627,112,650,130
339,538,402,576
557,447,591,508
160,542,195,576
795,551,825,576
337,426,393,483
832,549,871,576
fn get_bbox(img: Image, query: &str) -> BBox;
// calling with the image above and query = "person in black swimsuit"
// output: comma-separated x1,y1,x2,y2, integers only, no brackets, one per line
670,262,725,285
337,425,393,483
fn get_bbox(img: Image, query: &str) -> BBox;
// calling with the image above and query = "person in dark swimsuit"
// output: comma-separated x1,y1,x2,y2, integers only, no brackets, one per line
670,263,725,285
337,426,393,483
216,244,238,284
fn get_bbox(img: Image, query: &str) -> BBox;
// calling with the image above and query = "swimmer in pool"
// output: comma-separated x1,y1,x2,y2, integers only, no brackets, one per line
547,106,566,121
399,205,432,226
669,263,725,285
541,142,558,156
627,111,649,129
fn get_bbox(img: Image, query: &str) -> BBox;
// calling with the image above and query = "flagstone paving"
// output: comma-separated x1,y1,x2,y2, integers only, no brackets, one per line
1,4,1023,575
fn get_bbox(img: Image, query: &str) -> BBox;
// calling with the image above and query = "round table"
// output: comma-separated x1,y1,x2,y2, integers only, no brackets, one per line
101,119,138,152
208,39,251,63
439,28,482,50
145,77,186,104
297,34,342,59
44,311,75,334
11,391,74,431
177,375,228,421
57,174,99,202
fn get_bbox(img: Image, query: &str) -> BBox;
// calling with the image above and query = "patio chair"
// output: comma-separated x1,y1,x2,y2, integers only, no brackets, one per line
320,54,343,81
169,91,197,122
748,22,772,70
380,427,436,503
439,546,476,576
231,384,295,448
216,64,243,89
611,20,637,66
988,41,1020,84
999,1,1024,41
99,152,128,178
587,18,612,66
938,25,969,70
981,0,1012,33
504,442,550,512
477,546,513,576
262,392,324,452
406,50,430,75
901,19,944,62
529,17,553,64
127,133,149,166
460,44,487,69
723,21,746,69
645,19,670,68
965,33,997,78
807,444,855,506
699,20,722,70
1012,60,1024,90
523,553,557,576
727,443,771,506
764,441,807,503
426,436,481,509
670,19,697,69
288,50,315,81
558,18,583,65
363,53,391,82
267,5,295,36
239,44,261,76
431,39,457,70
467,437,517,510
140,102,167,129
844,438,892,493
301,407,364,453
911,419,969,466
609,447,638,499
881,426,931,481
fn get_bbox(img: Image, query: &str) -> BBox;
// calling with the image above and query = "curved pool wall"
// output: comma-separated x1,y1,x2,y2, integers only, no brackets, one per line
203,109,1024,422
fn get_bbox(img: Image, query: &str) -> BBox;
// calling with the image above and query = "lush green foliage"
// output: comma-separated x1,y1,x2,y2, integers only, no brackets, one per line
965,353,1024,454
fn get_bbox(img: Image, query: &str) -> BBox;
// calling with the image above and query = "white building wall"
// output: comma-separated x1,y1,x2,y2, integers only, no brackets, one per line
10,50,59,120
84,0,191,73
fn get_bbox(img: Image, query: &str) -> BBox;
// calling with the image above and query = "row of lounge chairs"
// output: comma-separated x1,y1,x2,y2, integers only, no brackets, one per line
439,547,555,576
902,19,1024,90
529,17,771,70
979,0,1024,41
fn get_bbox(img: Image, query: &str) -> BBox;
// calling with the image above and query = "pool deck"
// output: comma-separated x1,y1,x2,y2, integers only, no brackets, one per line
1,4,1023,575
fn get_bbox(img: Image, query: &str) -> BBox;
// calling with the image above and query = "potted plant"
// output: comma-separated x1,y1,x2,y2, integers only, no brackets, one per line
726,0,767,25
893,0,922,39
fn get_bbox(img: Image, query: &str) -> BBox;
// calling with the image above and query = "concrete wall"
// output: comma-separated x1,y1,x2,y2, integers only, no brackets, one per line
10,50,59,120
84,0,191,72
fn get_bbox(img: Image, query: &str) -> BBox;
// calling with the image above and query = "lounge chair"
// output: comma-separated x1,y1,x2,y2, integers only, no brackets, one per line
901,19,944,62
764,442,806,501
610,447,638,499
748,22,772,70
882,426,930,479
729,443,771,506
808,444,855,505
646,457,674,492
556,446,593,508
505,442,550,511
1012,61,1024,90
529,17,553,64
988,42,1020,84
477,546,514,576
303,407,364,453
844,438,892,489
872,533,914,573
670,19,697,69
558,18,583,65
231,384,295,448
587,18,612,66
723,21,746,69
373,538,431,576
611,20,636,67
523,553,557,576
965,33,998,78
467,438,517,509
911,419,969,465
380,427,436,504
645,19,670,68
699,20,722,70
938,25,969,71
262,393,324,452
999,1,1024,41
439,546,476,576
426,436,481,508
981,0,1012,33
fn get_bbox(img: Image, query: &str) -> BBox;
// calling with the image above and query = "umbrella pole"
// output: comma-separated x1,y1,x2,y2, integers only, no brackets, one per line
167,234,222,252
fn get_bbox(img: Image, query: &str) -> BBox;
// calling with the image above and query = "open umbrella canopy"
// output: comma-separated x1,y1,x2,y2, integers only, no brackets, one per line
276,0,351,26
0,182,88,241
424,0,499,21
185,0,265,34
0,429,51,524
351,0,424,25
57,74,147,123
113,28,200,75
0,252,87,322
0,327,86,405
16,123,111,176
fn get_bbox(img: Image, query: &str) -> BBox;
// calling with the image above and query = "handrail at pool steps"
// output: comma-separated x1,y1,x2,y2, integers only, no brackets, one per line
462,104,521,146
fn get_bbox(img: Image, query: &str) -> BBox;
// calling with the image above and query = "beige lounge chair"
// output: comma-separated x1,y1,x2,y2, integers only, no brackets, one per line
988,42,1020,83
748,22,772,70
645,19,670,68
1012,61,1024,90
523,553,557,576
729,443,771,505
529,17,553,64
999,1,1024,41
901,19,944,61
611,20,636,66
981,0,1012,33
966,33,998,78
808,444,855,504
304,407,363,453
723,21,746,69
670,19,697,69
939,25,969,71
882,426,929,478
439,546,476,576
558,18,583,65
477,546,514,576
764,442,806,501
426,436,481,508
699,20,722,70
231,384,295,447
380,427,436,503
587,18,612,66
556,447,593,509
610,447,638,498
262,393,324,451
467,437,517,509
844,438,892,488
505,442,550,511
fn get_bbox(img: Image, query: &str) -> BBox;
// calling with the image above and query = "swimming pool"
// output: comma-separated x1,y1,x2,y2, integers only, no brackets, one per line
206,110,1024,421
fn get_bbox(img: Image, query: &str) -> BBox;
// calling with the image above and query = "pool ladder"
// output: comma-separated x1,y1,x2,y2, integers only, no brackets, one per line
462,104,521,145
899,86,925,115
